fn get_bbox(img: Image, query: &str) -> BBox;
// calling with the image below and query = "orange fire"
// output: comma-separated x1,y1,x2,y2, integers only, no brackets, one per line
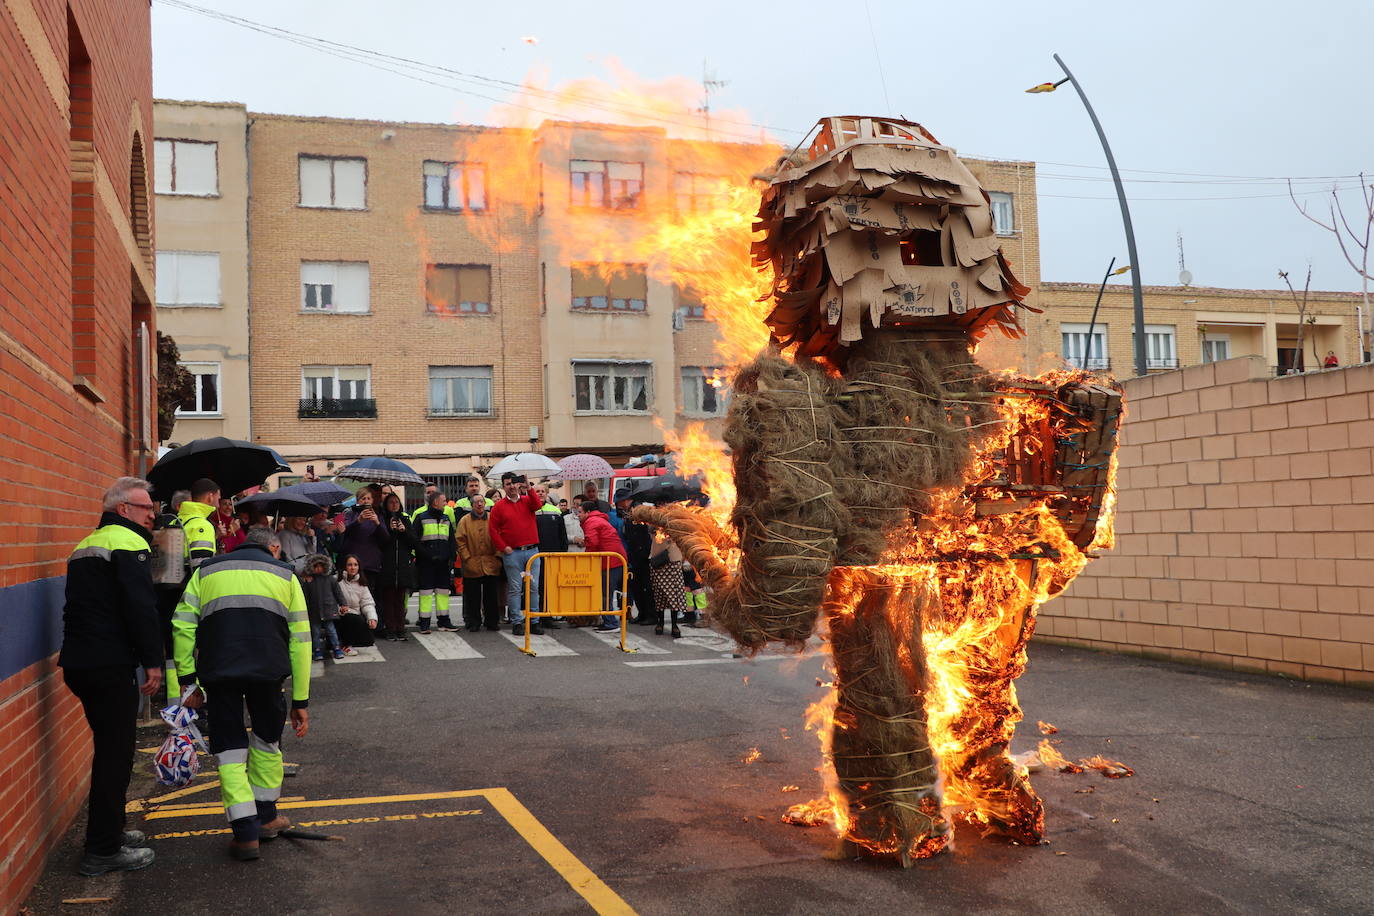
426,71,1118,858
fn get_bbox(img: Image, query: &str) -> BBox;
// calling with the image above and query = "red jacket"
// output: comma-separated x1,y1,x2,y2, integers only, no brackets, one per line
579,510,626,568
487,490,541,552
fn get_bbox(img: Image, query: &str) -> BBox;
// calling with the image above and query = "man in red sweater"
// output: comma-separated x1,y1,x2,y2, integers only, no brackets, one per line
489,472,545,635
575,502,628,631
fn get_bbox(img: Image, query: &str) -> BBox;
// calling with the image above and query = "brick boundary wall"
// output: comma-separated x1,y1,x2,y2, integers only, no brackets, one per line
1038,357,1374,688
1,1,153,910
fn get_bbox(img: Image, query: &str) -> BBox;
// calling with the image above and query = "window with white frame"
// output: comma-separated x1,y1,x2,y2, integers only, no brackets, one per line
676,283,706,319
988,191,1015,236
570,160,644,209
422,161,486,211
573,361,651,413
301,366,370,400
681,366,728,417
572,263,647,312
155,251,221,306
426,264,491,314
1061,323,1109,369
153,139,218,196
428,366,492,416
1139,324,1178,369
176,362,220,416
1201,334,1232,363
301,261,370,313
674,172,727,212
299,155,367,209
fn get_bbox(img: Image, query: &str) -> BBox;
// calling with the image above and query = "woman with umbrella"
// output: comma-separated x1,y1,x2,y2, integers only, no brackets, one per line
337,488,391,612
375,492,416,640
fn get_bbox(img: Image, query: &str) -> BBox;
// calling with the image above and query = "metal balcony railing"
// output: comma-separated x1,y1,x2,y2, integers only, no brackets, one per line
1066,356,1111,371
298,398,377,419
1146,357,1180,370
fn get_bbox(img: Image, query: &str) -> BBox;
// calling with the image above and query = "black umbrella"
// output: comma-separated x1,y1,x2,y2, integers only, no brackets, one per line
236,490,322,517
149,437,290,498
276,480,352,507
634,474,704,505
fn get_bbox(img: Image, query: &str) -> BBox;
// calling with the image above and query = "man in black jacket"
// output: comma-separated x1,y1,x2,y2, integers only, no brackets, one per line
59,476,164,876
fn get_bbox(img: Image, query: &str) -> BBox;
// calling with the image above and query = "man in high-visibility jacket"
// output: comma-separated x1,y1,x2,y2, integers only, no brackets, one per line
410,484,457,526
173,526,311,861
168,477,220,698
452,477,482,519
414,491,458,634
59,476,164,877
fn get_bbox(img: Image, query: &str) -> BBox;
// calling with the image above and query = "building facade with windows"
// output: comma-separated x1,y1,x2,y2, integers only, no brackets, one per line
154,105,1042,477
153,100,251,440
246,113,543,477
1039,282,1365,377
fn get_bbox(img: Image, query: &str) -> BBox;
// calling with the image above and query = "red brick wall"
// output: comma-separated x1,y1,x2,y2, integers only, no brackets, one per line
0,1,153,910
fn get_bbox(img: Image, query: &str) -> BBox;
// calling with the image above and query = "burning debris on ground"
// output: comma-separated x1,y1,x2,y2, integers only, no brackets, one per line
635,116,1125,867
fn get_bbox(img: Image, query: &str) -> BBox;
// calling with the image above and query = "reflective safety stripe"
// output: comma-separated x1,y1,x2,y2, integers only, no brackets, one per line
187,539,215,551
249,734,280,754
421,533,448,541
173,611,199,624
201,593,290,621
225,800,258,822
252,784,282,801
180,590,201,609
69,545,113,562
217,748,249,765
200,560,294,582
288,610,309,623
291,631,312,642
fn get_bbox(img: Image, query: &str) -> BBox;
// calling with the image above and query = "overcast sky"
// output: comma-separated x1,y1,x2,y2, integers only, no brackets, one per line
152,0,1374,293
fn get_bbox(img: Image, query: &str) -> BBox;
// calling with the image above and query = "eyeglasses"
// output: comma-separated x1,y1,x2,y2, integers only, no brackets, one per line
123,501,156,511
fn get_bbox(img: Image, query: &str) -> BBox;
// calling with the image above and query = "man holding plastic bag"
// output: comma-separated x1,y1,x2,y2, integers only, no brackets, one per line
172,527,311,861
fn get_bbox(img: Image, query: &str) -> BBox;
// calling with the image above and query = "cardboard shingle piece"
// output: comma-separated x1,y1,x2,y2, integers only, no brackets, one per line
758,116,1030,365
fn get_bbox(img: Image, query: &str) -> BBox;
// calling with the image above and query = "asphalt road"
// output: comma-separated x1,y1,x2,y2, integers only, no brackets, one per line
24,620,1374,916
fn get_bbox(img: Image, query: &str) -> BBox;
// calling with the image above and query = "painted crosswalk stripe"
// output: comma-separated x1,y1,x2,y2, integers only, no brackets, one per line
333,645,386,664
581,627,671,654
673,633,737,653
413,631,485,660
498,631,579,656
625,654,793,668
311,660,325,679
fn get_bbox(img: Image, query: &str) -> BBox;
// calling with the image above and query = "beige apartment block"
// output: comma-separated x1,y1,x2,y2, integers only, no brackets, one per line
962,158,1042,373
247,113,543,479
1038,282,1366,378
153,100,251,441
1041,357,1374,687
177,104,1045,479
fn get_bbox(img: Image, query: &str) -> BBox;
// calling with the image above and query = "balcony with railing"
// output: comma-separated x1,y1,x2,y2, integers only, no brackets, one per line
1146,357,1180,370
298,398,377,419
1065,356,1111,371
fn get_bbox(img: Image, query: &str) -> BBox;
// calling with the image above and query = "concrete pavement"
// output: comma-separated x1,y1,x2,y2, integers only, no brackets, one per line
24,625,1374,915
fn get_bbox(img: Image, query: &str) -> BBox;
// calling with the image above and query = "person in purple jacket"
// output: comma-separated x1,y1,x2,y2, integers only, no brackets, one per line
338,487,390,612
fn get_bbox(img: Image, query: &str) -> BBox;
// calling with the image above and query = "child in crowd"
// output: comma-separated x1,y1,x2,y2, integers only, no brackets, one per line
300,553,348,660
335,554,378,649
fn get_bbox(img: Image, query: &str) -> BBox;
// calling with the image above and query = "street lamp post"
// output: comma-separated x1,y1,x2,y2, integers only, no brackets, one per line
1028,55,1148,378
1084,259,1132,370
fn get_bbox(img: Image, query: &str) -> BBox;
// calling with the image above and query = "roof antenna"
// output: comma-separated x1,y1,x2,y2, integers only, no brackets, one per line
1177,230,1193,287
700,60,728,137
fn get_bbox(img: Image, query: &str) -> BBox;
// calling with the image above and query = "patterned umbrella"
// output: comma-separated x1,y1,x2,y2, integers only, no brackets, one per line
557,453,614,479
334,456,426,485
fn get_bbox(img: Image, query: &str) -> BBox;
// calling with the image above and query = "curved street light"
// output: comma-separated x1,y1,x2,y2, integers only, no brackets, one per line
1028,55,1148,378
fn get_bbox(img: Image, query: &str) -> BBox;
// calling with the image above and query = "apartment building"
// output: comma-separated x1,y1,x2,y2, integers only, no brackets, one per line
150,104,1043,478
1039,282,1365,376
153,100,251,440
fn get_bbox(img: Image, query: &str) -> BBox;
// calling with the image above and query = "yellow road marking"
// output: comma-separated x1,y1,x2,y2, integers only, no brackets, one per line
483,787,637,916
143,787,638,915
126,779,221,813
144,788,487,821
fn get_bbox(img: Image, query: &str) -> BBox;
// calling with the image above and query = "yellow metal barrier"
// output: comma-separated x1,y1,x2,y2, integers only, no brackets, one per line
520,552,631,656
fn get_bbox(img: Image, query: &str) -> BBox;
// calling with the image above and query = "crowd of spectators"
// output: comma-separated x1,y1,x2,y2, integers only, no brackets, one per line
195,474,705,660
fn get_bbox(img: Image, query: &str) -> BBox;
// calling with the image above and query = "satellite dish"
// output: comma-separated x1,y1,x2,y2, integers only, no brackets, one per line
1179,269,1193,287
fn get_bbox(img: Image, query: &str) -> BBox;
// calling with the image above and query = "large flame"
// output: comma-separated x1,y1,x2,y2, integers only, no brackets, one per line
426,71,1117,857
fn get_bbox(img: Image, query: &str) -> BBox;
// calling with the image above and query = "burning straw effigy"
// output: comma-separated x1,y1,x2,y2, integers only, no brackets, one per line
634,117,1123,865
